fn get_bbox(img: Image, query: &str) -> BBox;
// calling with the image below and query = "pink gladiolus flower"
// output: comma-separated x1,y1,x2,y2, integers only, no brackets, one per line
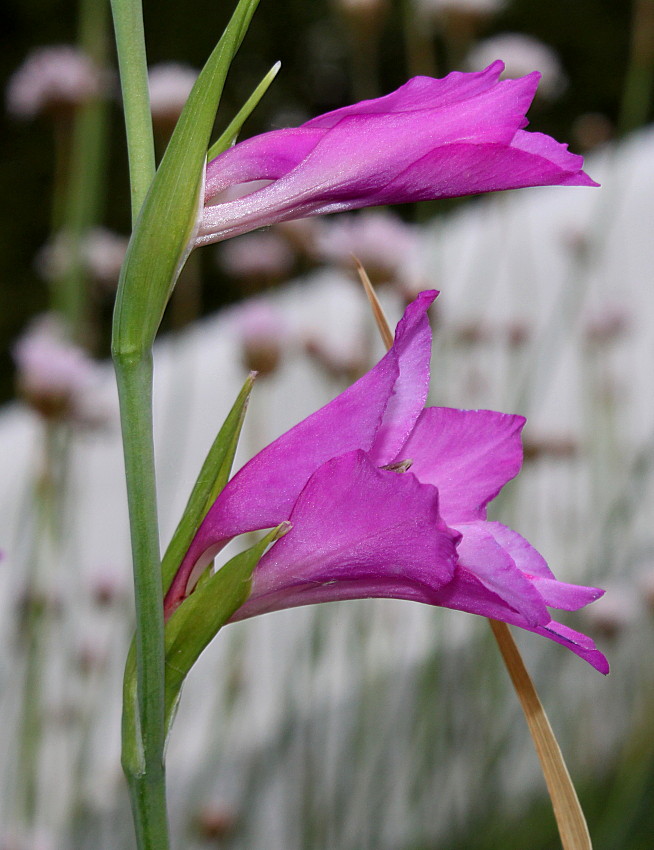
197,61,596,246
166,292,608,673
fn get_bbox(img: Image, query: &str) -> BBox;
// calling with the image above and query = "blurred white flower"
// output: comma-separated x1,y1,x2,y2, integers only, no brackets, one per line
148,62,198,125
467,33,566,100
417,0,504,16
218,230,294,281
581,584,639,639
233,299,289,375
6,45,106,119
35,227,128,291
12,315,101,423
314,211,419,283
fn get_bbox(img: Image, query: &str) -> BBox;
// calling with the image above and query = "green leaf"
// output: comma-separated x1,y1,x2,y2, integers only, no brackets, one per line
208,61,281,160
163,523,290,732
112,0,260,359
161,372,256,594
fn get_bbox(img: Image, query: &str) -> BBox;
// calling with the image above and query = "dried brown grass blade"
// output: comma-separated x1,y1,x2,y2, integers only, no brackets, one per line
354,257,394,351
357,271,590,848
489,620,592,850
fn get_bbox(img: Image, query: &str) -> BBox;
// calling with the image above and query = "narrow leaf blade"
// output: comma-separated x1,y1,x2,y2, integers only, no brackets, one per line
208,61,281,160
161,372,256,592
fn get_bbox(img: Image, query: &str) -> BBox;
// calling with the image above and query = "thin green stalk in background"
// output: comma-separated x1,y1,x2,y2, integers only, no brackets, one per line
58,0,111,339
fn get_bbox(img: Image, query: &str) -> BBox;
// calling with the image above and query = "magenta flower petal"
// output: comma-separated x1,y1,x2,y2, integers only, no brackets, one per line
369,290,436,464
204,127,323,197
400,407,525,524
164,293,436,615
483,522,604,609
304,63,515,125
169,293,608,672
483,521,554,579
198,63,596,245
233,450,458,620
454,521,550,627
429,566,609,673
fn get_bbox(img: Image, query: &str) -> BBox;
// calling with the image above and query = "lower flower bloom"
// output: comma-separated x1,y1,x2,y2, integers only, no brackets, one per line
167,292,608,673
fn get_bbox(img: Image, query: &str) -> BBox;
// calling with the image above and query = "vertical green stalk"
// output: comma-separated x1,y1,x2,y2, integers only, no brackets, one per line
110,0,156,220
110,0,166,846
114,353,169,850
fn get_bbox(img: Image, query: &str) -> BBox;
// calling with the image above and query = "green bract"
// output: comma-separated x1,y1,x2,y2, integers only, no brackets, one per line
161,373,256,593
163,523,289,735
112,0,260,359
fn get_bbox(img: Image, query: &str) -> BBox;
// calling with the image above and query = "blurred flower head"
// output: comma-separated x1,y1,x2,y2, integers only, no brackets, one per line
35,227,128,292
217,230,295,284
12,315,100,423
233,299,288,376
148,62,198,128
314,211,419,284
6,45,106,119
581,583,639,639
467,34,566,100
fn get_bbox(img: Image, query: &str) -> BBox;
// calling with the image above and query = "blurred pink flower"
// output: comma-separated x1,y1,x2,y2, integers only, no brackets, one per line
314,211,419,282
233,299,288,375
467,35,566,100
148,62,198,125
12,315,99,422
197,62,593,245
6,45,106,119
35,228,128,291
218,231,294,280
166,292,608,673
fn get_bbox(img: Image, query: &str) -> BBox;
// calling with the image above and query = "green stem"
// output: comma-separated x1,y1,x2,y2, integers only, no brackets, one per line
110,0,156,221
114,354,169,850
126,767,171,850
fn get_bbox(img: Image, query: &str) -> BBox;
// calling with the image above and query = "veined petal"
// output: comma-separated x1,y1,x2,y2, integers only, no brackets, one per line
232,450,458,620
365,138,597,208
198,64,595,245
484,522,605,609
454,521,550,627
204,127,323,198
304,62,512,125
400,407,525,524
430,566,609,673
369,290,436,464
164,294,436,616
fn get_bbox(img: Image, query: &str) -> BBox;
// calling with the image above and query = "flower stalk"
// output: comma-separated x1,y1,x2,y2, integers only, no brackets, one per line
114,353,169,849
110,0,166,846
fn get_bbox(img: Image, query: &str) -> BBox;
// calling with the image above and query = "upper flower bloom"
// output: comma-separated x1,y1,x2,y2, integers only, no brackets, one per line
166,292,608,673
197,61,596,245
